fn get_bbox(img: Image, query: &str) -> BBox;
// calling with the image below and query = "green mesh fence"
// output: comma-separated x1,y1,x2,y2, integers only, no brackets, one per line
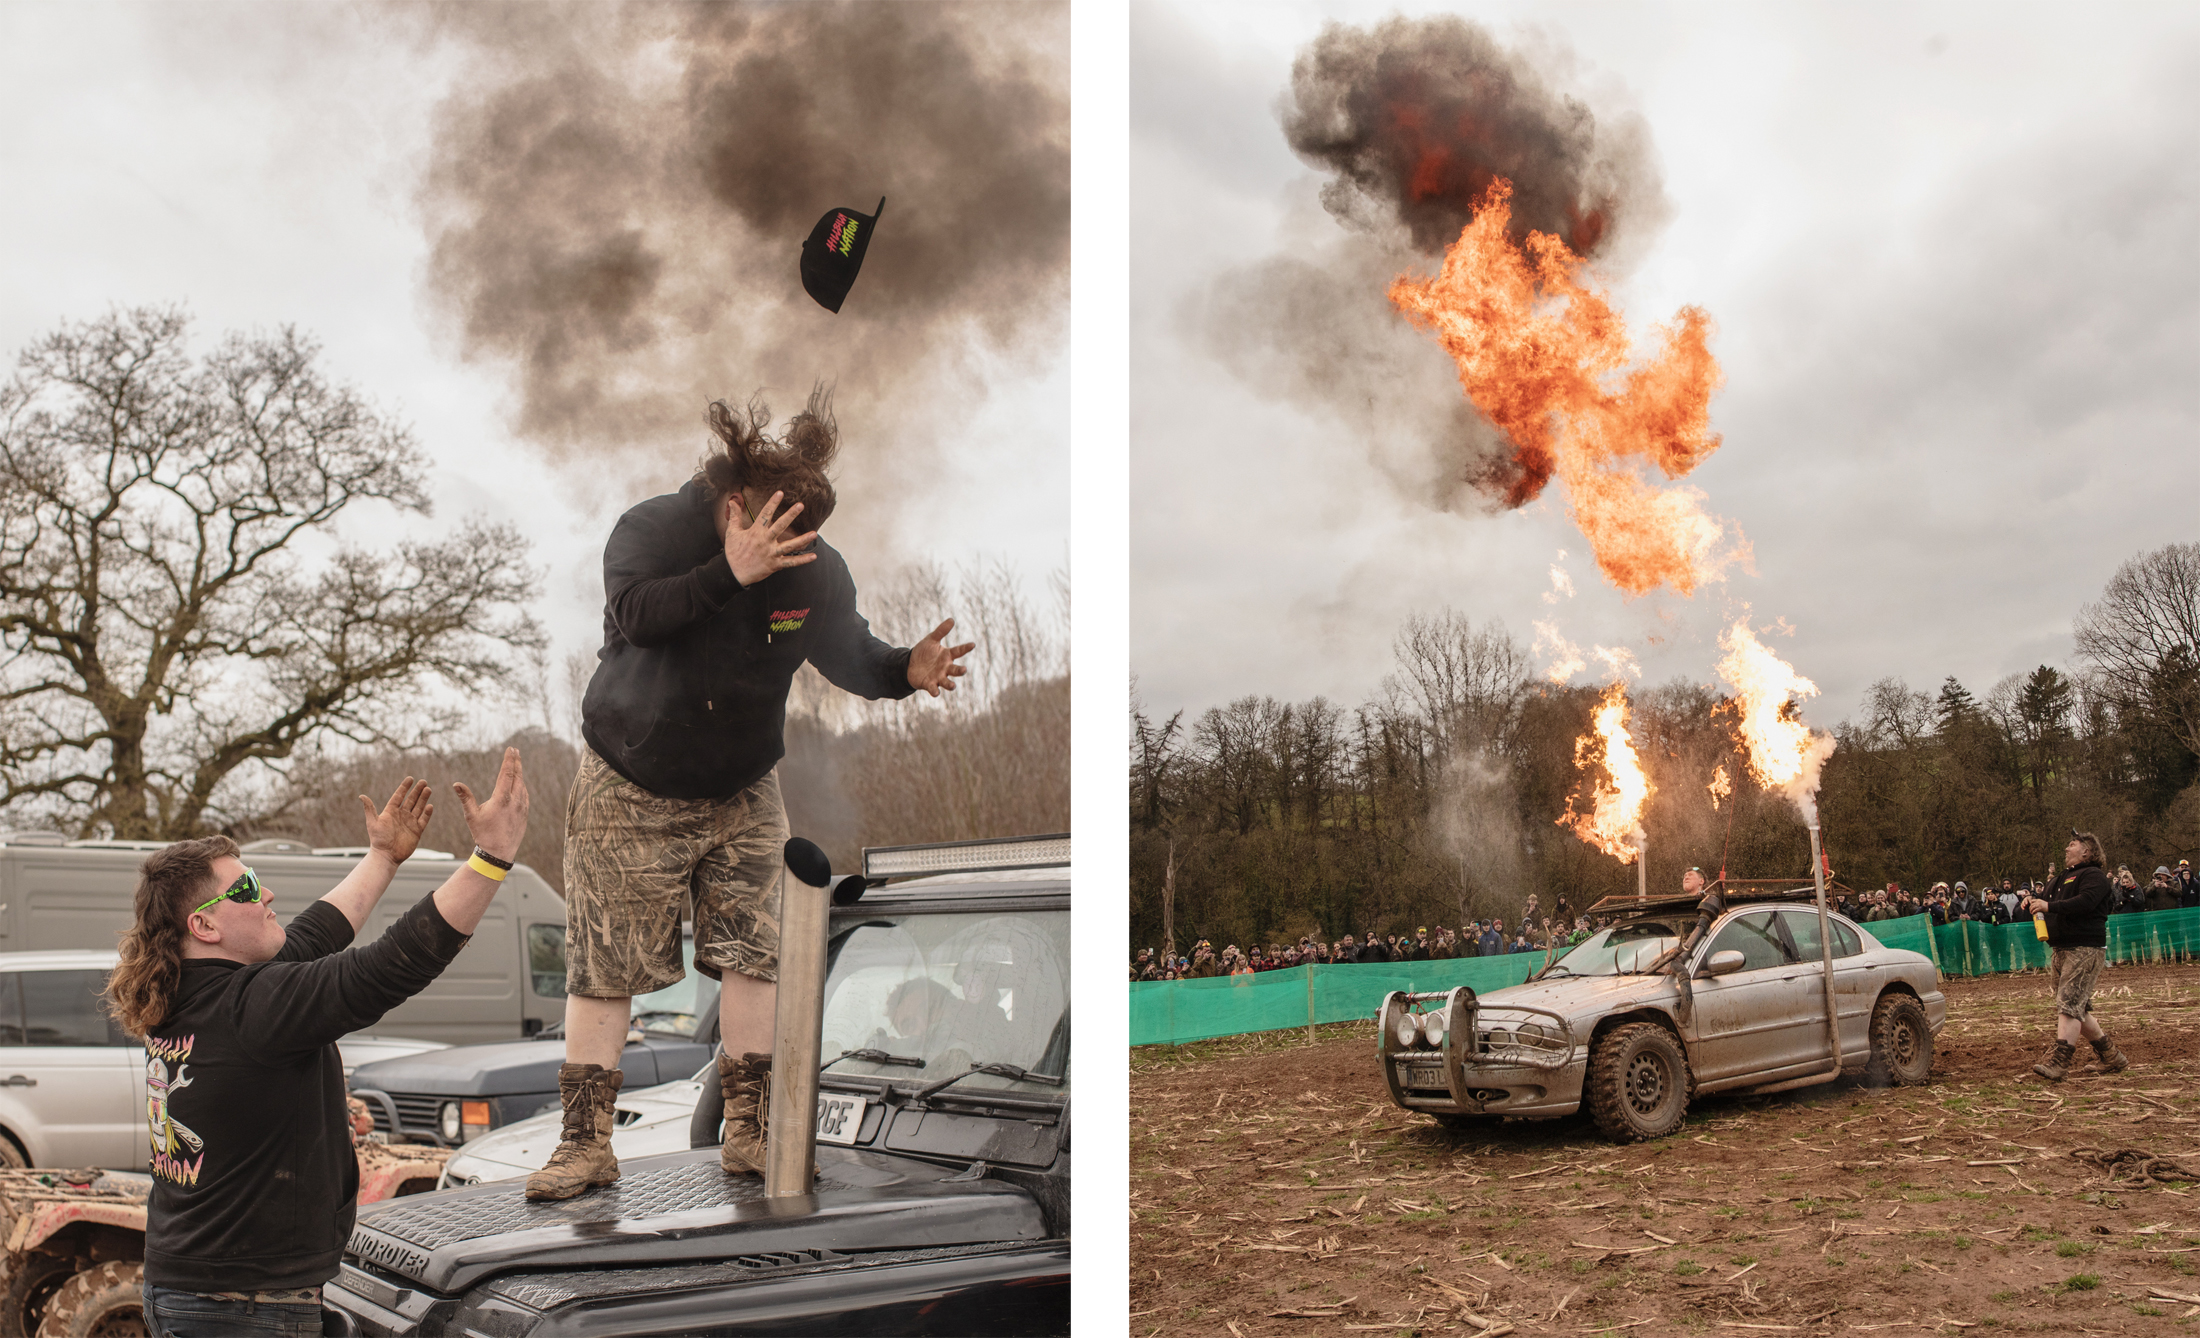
1130,954,1543,1047
1128,906,2200,1048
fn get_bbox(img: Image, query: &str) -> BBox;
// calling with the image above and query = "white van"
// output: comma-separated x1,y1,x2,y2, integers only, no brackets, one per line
0,835,569,1044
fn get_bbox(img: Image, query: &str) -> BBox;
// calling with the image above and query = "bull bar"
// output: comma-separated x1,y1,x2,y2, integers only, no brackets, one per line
1378,987,1578,1111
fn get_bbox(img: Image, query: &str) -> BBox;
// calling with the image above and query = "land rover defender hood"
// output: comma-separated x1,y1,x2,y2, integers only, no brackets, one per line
346,1147,1048,1298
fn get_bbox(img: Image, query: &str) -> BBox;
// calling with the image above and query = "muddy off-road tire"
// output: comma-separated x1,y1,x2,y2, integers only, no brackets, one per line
1587,1022,1692,1142
1,1251,79,1338
33,1261,142,1338
1865,993,1934,1087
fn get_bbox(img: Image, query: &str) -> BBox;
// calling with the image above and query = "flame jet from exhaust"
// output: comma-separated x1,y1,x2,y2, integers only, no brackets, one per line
1558,683,1652,863
1715,617,1839,824
1389,180,1748,597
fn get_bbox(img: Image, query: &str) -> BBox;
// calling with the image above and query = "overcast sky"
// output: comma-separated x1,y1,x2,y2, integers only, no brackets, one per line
1132,0,2199,732
0,2,1068,734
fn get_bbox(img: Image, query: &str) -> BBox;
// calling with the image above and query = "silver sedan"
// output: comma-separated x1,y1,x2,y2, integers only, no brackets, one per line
1379,895,1946,1141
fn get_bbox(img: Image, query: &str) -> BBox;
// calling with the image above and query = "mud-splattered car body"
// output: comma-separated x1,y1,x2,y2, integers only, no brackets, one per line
1380,886,1946,1140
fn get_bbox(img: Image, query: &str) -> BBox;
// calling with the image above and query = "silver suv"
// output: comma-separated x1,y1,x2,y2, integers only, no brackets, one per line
0,950,442,1170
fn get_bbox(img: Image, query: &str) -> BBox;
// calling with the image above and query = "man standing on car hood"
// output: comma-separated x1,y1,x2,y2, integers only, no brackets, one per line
110,756,528,1336
531,391,972,1202
2023,830,2129,1082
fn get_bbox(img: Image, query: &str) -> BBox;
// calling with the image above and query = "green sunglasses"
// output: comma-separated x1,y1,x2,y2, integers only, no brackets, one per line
193,867,268,916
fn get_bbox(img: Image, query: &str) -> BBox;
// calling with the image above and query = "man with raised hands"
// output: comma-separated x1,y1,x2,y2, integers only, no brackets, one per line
111,752,529,1337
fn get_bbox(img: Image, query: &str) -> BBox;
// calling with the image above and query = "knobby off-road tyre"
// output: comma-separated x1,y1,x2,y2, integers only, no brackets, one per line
1586,1022,1692,1143
1,1251,78,1338
32,1261,142,1338
1865,993,1933,1087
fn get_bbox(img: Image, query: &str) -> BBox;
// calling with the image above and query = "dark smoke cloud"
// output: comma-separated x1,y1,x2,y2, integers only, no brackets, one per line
1283,15,1665,260
1196,14,1666,512
398,1,1068,510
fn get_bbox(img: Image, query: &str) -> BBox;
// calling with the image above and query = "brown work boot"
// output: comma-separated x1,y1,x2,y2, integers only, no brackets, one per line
2032,1039,2075,1083
2089,1034,2130,1073
524,1063,624,1201
719,1051,770,1175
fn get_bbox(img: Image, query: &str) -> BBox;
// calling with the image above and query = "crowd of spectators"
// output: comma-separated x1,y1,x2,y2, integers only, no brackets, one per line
1131,895,1622,981
1131,862,2198,982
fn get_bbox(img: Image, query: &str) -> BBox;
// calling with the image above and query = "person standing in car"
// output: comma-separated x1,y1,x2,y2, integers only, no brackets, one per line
532,392,973,1203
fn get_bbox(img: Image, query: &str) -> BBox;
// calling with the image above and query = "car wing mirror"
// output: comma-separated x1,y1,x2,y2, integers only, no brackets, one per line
1699,949,1746,978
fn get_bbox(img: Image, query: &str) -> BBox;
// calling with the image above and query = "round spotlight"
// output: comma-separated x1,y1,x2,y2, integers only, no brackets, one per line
1393,1012,1423,1049
1418,1011,1447,1047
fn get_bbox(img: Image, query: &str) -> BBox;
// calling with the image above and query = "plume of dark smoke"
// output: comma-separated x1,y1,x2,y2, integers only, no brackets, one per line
399,1,1067,515
1197,14,1667,513
1283,15,1664,261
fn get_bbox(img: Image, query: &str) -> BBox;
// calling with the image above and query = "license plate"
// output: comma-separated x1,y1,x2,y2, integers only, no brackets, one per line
815,1093,868,1145
1399,1059,1446,1088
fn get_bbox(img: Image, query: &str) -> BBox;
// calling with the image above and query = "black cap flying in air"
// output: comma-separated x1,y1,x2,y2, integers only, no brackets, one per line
800,197,885,313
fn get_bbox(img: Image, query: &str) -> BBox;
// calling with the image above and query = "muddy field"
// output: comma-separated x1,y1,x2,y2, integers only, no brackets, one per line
1131,964,2200,1336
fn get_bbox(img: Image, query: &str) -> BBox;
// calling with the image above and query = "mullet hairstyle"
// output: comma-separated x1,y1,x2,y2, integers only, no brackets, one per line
696,386,840,535
106,836,237,1037
2072,830,2106,869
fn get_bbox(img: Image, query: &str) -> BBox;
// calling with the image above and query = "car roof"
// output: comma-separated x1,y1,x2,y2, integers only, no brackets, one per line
0,949,119,969
842,864,1069,914
1586,882,1862,921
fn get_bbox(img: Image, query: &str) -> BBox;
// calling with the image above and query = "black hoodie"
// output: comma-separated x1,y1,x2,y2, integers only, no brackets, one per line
580,479,916,799
142,892,469,1293
2041,859,2112,949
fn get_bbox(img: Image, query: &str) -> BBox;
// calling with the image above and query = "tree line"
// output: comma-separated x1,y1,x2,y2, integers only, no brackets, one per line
1130,543,2200,957
0,308,1068,873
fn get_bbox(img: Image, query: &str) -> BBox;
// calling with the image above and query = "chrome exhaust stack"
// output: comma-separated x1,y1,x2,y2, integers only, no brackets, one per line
766,838,868,1198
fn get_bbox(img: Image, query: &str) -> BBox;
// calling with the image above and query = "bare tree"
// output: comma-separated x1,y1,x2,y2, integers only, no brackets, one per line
0,308,544,839
2074,542,2200,756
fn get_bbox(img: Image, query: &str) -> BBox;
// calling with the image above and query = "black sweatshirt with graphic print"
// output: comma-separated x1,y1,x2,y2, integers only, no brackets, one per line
143,892,470,1293
580,478,917,800
2041,859,2112,950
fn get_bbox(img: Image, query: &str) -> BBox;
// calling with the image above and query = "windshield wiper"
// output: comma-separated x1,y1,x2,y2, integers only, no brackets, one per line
821,1048,925,1074
912,1062,1064,1102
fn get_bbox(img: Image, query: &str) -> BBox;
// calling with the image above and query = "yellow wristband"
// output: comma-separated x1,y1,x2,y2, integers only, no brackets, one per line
467,853,508,882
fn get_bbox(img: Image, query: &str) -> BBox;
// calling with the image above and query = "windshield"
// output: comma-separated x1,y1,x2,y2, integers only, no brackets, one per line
1547,921,1682,976
629,939,707,1038
820,908,1069,1096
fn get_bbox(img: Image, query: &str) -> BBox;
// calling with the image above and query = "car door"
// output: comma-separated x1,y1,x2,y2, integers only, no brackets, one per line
0,969,146,1168
1778,910,1873,1066
1687,910,1819,1085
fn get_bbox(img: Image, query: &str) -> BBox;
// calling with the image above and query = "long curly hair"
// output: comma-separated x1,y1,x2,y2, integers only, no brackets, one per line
106,836,236,1037
696,386,839,534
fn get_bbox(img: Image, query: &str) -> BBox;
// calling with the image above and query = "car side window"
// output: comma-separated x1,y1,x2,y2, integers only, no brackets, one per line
1704,912,1791,971
21,970,119,1046
0,975,23,1046
1780,910,1863,962
527,925,568,1000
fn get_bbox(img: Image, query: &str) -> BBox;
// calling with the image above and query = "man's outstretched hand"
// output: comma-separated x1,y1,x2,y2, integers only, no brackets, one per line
455,747,529,862
361,777,433,864
907,618,976,698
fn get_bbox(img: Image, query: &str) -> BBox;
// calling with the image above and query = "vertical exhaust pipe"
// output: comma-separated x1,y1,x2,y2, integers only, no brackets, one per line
1808,824,1840,1067
767,839,836,1198
1636,831,1647,901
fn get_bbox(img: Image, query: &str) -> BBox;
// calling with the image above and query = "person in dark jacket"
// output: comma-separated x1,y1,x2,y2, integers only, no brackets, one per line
537,393,972,1202
2022,830,2129,1081
2145,868,2181,913
110,756,528,1336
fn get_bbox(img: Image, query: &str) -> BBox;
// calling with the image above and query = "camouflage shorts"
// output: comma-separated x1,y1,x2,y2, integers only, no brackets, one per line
2050,945,2104,1021
561,748,786,997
